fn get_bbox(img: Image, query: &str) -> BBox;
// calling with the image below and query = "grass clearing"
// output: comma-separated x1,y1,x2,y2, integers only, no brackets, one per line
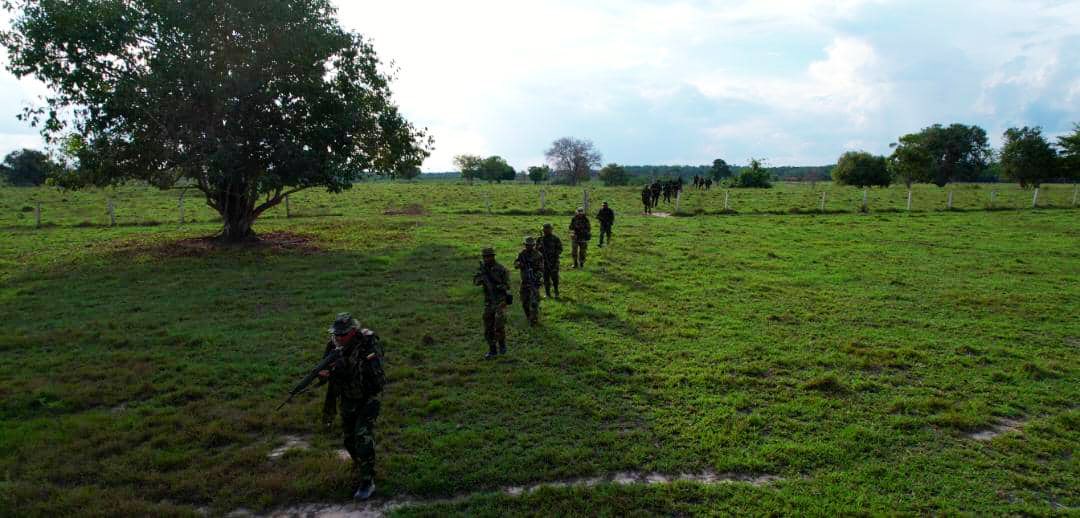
0,183,1077,516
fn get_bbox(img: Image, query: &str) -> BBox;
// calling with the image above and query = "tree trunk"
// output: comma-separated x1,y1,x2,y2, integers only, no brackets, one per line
216,191,258,243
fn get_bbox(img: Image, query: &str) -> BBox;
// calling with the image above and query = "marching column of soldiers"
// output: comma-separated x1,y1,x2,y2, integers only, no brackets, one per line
640,178,684,213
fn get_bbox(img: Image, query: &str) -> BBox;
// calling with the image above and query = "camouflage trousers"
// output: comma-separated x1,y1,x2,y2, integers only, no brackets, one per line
572,240,588,267
598,225,612,246
341,397,380,485
542,267,560,296
483,303,507,346
520,283,540,323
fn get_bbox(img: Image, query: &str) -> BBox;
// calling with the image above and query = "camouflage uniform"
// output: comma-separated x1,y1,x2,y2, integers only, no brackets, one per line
569,212,591,268
537,227,563,298
474,249,511,356
597,205,615,247
325,315,385,495
641,187,652,214
514,238,545,325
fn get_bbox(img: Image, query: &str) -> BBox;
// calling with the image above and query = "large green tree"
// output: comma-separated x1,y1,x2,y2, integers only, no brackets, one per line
890,124,991,187
527,165,550,184
1057,123,1080,181
709,158,732,181
478,155,514,183
887,133,932,188
2,0,430,241
833,151,890,188
999,126,1058,188
0,148,56,186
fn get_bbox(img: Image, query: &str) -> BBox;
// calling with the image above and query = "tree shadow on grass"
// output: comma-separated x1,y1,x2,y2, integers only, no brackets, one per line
0,234,658,515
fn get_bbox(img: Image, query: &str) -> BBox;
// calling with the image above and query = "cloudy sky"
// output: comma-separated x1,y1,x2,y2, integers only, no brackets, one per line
2,0,1079,171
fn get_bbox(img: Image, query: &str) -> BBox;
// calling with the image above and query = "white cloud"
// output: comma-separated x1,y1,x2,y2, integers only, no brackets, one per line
0,0,1076,168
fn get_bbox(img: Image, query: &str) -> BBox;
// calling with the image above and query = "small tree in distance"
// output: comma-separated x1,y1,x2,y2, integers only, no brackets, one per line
1057,123,1080,182
1000,126,1058,188
833,151,890,188
545,137,601,185
730,158,772,188
709,158,733,181
598,163,629,186
527,165,551,184
0,148,56,186
454,154,483,183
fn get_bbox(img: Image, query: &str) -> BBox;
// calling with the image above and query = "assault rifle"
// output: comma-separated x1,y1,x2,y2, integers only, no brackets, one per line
276,346,343,411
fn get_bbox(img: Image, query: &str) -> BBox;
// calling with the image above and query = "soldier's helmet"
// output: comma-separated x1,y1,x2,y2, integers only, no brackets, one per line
542,223,553,230
524,236,536,246
576,207,585,214
329,312,360,335
481,247,496,257
603,201,609,206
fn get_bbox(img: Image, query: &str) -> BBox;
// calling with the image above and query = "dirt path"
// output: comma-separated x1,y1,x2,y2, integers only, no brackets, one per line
227,470,782,517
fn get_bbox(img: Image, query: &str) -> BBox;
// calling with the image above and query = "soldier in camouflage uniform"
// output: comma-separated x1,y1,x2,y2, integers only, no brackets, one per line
569,207,592,269
537,223,563,298
597,201,615,247
473,247,511,358
514,236,545,325
318,313,386,501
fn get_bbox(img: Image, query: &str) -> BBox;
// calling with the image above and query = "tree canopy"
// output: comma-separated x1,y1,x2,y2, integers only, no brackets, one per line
1057,123,1080,181
598,163,629,186
709,158,732,180
2,0,430,241
527,165,550,184
889,124,991,187
999,126,1058,188
833,151,890,188
731,158,772,188
0,148,56,186
545,137,601,185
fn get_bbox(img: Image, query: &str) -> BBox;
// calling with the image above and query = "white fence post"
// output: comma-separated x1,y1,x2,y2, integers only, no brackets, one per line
906,190,913,211
540,189,546,212
820,191,827,212
724,190,730,211
178,191,186,224
1032,188,1039,209
675,190,681,213
583,189,590,212
946,191,953,210
862,189,868,212
285,194,291,218
108,198,116,226
34,201,41,228
989,190,995,209
486,193,492,215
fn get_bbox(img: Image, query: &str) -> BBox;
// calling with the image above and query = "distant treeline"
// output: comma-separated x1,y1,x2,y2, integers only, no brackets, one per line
420,165,838,181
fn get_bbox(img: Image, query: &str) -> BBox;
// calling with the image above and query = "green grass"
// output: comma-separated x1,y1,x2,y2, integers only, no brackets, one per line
0,183,1077,516
1,181,1078,229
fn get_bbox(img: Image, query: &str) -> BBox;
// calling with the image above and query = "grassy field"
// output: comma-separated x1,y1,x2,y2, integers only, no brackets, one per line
0,183,1077,516
1,181,1078,229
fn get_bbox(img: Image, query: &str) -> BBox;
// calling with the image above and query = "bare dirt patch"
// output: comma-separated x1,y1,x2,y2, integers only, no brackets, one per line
383,204,427,216
232,469,782,517
117,231,324,259
968,418,1025,441
267,435,311,460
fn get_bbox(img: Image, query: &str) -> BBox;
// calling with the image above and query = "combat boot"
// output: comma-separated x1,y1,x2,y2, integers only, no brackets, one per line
499,341,507,355
484,342,498,360
353,481,375,501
